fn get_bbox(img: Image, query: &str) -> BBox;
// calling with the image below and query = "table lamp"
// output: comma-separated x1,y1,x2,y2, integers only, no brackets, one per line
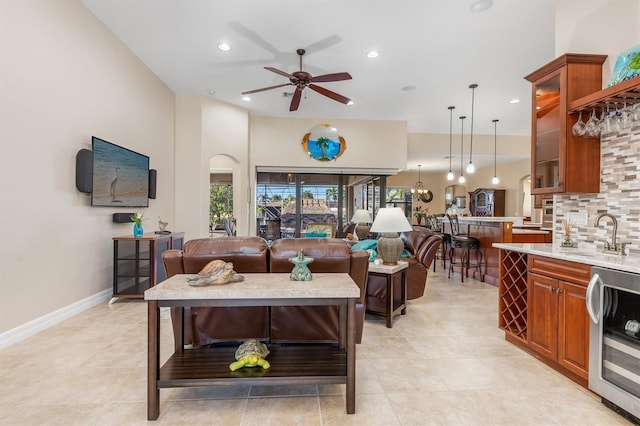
369,207,413,265
351,209,373,240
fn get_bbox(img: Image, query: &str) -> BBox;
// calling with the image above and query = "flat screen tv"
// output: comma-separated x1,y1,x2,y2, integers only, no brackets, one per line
91,136,149,207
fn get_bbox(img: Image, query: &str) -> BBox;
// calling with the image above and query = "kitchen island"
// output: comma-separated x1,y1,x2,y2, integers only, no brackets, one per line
441,217,550,285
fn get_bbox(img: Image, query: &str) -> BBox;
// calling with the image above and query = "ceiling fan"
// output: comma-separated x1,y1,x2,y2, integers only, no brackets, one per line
242,48,352,111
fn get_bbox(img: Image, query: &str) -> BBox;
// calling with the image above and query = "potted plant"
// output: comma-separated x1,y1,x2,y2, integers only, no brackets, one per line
130,212,144,237
413,206,427,225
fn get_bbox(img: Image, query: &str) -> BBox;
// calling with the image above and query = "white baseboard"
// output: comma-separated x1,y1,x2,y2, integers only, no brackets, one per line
0,289,111,350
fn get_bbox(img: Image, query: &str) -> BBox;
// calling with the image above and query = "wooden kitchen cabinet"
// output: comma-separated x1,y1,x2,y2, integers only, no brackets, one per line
525,54,606,195
527,255,590,383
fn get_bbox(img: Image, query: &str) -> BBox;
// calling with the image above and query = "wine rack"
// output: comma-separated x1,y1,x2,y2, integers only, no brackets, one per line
499,249,528,343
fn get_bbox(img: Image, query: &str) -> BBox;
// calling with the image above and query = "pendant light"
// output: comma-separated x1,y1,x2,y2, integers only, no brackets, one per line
412,164,425,198
446,106,455,181
458,115,466,184
492,119,500,185
466,83,478,174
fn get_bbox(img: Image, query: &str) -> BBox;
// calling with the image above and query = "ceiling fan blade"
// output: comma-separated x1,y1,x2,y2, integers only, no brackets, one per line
228,22,280,56
289,88,302,111
265,67,295,79
242,83,291,95
304,34,342,55
308,84,351,105
310,72,352,83
212,59,273,69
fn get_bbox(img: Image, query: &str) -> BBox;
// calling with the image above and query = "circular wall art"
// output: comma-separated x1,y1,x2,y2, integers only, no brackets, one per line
301,123,346,161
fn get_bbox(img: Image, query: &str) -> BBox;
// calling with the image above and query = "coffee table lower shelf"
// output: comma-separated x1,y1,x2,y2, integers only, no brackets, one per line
158,346,348,388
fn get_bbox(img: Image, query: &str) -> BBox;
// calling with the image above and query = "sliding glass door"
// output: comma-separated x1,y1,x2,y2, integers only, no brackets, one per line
256,171,394,240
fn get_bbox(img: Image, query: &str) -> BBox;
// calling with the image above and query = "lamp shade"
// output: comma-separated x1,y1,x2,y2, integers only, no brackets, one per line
370,208,412,234
351,209,372,224
370,208,412,265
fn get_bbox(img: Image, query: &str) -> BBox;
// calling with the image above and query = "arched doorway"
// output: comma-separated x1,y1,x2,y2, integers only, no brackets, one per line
519,174,533,219
210,154,240,237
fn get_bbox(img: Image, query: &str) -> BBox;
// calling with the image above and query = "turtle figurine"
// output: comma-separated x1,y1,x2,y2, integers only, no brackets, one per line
229,339,271,371
187,260,244,286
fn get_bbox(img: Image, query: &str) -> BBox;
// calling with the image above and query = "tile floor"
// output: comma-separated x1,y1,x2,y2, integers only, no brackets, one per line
0,269,633,425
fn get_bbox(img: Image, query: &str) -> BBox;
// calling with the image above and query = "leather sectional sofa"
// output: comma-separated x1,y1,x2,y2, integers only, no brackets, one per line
162,237,369,347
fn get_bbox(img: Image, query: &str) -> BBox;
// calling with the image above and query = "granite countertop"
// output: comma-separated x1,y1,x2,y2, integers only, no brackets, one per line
493,243,640,274
512,229,549,235
458,216,526,223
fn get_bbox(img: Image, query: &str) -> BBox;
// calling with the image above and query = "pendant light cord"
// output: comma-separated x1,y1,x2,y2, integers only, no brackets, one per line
459,116,466,177
469,84,478,166
493,119,498,175
448,106,455,173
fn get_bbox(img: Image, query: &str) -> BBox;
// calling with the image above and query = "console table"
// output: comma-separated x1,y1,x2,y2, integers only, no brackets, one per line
144,273,359,420
111,232,184,304
367,261,408,328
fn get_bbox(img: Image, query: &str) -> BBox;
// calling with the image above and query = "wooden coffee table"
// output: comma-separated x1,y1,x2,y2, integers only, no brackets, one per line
145,273,359,420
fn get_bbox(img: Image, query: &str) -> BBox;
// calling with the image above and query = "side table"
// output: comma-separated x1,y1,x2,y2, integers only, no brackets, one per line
367,261,408,327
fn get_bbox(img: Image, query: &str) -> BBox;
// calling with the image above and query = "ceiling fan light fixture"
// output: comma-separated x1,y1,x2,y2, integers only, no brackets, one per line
217,42,231,51
242,48,352,112
347,100,354,105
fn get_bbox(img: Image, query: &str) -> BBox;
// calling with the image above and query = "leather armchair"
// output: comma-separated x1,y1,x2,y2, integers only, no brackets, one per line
269,238,369,344
366,227,442,315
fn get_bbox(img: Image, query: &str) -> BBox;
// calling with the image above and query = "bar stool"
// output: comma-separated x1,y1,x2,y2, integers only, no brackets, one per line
426,215,450,272
446,214,483,282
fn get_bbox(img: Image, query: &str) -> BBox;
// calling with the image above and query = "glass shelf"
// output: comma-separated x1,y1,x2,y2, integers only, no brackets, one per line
569,75,640,113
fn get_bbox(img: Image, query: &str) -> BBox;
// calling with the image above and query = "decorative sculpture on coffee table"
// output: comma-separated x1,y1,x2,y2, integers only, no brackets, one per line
289,250,314,281
187,260,245,286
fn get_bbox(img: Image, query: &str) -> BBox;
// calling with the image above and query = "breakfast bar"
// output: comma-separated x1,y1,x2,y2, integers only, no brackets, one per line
442,217,550,285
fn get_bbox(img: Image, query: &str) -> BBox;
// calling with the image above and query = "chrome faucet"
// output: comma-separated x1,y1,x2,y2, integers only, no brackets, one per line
594,213,626,255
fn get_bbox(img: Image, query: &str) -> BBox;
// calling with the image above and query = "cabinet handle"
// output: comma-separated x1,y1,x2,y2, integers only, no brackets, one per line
557,289,563,294
549,286,555,293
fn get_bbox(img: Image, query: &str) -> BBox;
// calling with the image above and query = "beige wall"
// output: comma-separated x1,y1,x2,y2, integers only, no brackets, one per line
0,0,175,334
174,96,250,239
249,116,407,232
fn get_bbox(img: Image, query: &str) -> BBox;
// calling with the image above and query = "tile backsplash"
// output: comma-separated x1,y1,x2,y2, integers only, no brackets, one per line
555,121,640,255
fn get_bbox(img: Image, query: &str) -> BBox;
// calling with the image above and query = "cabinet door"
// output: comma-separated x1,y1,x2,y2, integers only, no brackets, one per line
557,280,589,379
528,272,557,360
531,70,563,193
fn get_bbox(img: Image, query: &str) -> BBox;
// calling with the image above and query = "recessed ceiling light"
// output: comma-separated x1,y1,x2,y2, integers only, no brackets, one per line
510,98,520,104
402,85,416,92
217,42,231,51
366,50,379,58
241,96,251,102
206,89,216,96
470,0,493,13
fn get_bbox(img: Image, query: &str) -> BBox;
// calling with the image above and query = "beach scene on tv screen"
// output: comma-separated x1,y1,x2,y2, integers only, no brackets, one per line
91,139,149,207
